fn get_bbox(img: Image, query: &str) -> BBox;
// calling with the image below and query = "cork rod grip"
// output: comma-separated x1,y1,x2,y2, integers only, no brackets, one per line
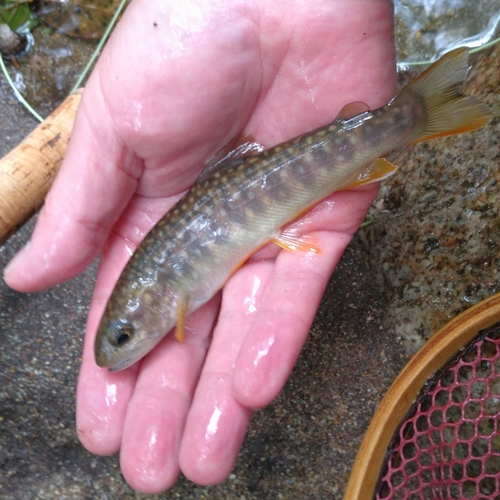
0,88,82,245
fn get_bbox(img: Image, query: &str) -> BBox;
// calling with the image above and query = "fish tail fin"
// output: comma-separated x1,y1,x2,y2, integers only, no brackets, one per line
402,47,492,143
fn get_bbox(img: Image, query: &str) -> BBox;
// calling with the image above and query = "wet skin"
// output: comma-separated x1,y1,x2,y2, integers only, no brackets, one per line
4,0,397,494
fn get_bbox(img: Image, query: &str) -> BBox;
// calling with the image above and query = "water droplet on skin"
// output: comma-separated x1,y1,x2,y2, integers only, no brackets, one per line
253,336,275,366
127,100,143,132
148,430,158,448
242,274,262,314
104,382,118,407
204,406,223,440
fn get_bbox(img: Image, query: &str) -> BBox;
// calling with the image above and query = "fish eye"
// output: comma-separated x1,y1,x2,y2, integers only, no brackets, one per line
109,321,134,347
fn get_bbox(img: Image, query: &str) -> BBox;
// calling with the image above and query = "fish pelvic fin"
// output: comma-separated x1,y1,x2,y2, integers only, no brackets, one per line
273,230,321,254
402,47,492,143
174,292,189,342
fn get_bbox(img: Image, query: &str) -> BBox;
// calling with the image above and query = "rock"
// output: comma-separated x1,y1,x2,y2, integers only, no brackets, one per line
359,45,500,355
0,23,27,56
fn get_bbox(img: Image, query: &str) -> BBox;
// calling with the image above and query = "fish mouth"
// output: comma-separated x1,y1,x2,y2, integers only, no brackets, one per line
95,345,141,372
94,321,170,372
94,340,138,372
108,357,135,372
95,335,161,372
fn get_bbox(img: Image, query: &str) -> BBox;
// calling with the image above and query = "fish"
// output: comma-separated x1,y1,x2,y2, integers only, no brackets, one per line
95,47,492,372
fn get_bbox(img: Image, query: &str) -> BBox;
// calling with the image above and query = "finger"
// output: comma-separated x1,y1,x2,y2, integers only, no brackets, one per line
119,296,220,494
178,261,273,485
75,194,179,455
233,187,378,408
76,229,140,455
4,83,142,292
3,0,266,292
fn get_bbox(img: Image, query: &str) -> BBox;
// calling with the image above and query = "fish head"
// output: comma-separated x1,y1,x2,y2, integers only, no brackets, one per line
94,298,175,372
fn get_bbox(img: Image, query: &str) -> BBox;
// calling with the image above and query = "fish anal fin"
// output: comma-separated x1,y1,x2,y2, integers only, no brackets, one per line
273,230,321,254
174,292,189,342
337,101,371,120
199,133,265,181
342,158,399,189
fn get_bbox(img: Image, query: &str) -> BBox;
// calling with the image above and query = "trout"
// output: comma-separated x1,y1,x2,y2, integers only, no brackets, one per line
95,48,491,371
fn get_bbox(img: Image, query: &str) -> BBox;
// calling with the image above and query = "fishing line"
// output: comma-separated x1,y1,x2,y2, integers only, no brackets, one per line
0,51,43,122
71,0,129,92
399,35,500,68
0,0,129,122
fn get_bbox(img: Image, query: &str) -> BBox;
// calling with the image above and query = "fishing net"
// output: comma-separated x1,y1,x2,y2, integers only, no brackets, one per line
375,324,500,499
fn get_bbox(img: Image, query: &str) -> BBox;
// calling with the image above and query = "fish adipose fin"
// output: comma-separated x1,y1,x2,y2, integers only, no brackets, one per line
174,292,189,342
399,47,492,143
342,158,399,190
337,101,371,120
273,230,321,254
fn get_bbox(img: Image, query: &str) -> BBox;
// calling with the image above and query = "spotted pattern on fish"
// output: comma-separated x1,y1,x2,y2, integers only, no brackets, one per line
95,48,492,371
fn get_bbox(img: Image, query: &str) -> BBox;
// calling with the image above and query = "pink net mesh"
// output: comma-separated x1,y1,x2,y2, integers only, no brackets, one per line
375,325,500,499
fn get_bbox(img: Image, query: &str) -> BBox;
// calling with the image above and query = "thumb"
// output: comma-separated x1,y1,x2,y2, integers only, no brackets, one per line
4,78,141,292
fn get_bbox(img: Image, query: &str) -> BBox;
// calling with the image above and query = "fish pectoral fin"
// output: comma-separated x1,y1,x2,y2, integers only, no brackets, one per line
174,292,189,342
337,101,371,120
273,230,321,254
341,157,399,189
198,133,265,182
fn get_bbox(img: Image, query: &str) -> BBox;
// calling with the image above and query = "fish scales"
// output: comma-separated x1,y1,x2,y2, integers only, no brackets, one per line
124,108,403,287
105,129,407,362
95,48,492,371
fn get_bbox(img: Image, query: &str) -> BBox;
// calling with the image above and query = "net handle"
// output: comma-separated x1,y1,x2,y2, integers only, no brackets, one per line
345,291,500,500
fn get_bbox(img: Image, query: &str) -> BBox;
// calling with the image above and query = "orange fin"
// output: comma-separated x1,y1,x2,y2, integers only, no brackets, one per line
337,101,371,120
397,47,492,143
342,158,399,189
174,292,189,342
273,230,321,254
199,133,265,181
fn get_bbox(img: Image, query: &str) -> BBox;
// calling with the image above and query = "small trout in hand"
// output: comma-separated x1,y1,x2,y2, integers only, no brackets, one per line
95,48,491,371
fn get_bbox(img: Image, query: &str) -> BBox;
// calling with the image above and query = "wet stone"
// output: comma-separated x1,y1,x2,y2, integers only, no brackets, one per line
1,15,497,500
359,45,500,355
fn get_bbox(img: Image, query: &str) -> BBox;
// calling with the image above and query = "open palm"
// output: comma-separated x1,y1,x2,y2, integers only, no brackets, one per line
4,0,396,493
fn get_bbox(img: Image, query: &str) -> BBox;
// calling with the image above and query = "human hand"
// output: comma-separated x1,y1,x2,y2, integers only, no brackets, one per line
4,0,396,493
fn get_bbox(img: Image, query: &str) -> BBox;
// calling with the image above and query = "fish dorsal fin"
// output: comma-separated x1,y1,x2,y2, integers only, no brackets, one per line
198,133,265,182
337,101,371,120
